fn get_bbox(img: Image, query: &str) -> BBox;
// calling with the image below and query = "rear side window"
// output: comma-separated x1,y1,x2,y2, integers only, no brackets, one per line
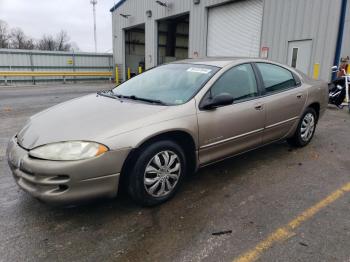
256,63,296,94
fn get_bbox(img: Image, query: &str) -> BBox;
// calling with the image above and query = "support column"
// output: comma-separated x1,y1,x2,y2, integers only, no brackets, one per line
188,5,208,59
29,52,36,85
145,19,158,69
72,51,77,84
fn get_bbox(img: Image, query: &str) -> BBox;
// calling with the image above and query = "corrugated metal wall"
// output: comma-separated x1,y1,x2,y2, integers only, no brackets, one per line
261,0,342,82
112,0,344,82
0,49,113,83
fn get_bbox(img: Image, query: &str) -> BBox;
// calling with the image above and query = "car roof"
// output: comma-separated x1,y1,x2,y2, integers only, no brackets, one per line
175,57,263,68
174,57,306,81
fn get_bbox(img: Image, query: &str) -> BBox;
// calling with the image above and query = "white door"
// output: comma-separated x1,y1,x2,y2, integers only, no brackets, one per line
207,0,263,57
287,40,312,75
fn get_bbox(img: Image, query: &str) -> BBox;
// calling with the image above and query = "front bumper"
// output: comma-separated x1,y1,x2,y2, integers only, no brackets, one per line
6,137,131,205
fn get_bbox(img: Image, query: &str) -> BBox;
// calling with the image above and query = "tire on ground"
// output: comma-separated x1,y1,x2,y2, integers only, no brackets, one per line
287,107,317,147
127,140,186,206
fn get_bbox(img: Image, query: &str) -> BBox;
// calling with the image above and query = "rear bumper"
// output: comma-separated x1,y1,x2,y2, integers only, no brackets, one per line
6,136,131,205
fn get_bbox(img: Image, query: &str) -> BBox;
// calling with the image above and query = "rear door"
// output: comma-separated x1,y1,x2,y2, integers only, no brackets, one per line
197,63,265,165
255,63,307,144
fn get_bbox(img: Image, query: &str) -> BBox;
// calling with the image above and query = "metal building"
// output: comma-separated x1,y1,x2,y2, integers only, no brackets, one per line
111,0,349,82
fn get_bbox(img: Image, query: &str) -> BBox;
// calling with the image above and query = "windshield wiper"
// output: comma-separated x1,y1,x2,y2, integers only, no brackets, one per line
97,90,117,99
114,94,168,105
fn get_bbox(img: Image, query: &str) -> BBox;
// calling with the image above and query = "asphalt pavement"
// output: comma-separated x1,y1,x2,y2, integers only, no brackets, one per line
0,83,350,262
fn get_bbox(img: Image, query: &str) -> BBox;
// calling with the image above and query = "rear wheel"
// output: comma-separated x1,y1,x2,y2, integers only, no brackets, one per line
127,140,186,206
287,108,317,147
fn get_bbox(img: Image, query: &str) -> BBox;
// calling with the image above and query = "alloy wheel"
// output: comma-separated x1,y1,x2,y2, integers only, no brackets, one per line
300,113,315,142
144,150,181,197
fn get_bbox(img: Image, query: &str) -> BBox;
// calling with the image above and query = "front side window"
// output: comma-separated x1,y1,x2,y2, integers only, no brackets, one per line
256,63,296,94
211,64,258,102
112,63,219,105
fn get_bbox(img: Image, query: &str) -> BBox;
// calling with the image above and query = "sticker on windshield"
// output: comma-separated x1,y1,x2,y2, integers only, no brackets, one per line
187,67,212,74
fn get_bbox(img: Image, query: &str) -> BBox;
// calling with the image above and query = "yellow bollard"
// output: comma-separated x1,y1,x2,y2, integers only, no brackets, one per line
138,66,142,74
115,66,119,85
127,67,131,80
313,63,320,80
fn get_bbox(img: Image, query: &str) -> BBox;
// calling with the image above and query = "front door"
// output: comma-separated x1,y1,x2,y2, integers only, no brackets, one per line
197,63,265,165
287,40,312,75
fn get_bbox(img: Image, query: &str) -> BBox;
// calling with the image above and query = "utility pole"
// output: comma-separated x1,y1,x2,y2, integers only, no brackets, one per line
90,0,97,52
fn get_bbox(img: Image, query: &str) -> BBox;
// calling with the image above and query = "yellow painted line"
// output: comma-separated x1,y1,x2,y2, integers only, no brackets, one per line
0,71,112,77
233,182,350,262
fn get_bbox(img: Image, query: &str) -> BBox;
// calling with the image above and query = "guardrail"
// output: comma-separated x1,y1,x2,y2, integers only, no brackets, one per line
0,71,113,85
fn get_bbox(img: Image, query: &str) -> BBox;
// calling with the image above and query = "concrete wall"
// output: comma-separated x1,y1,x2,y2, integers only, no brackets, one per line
112,0,343,82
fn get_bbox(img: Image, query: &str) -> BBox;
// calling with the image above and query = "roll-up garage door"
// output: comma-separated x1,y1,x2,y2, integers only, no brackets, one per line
207,0,263,57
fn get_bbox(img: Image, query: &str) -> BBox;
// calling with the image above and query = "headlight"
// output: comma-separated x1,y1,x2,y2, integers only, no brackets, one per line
29,141,108,161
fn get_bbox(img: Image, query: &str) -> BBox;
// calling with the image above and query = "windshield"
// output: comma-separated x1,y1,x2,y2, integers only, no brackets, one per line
112,63,220,105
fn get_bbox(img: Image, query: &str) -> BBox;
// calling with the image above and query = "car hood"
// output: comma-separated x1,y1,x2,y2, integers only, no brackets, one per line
17,94,169,149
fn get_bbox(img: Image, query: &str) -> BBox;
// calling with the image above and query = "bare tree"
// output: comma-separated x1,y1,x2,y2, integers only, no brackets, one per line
37,34,56,51
25,38,35,50
55,30,71,51
0,20,10,48
10,27,35,49
37,31,77,51
1,20,79,51
10,28,26,49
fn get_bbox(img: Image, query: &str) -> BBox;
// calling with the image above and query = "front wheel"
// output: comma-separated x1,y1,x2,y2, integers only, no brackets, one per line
127,140,186,206
287,108,317,147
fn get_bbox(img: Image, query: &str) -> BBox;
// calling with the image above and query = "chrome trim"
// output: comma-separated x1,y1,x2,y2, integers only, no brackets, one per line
265,116,299,129
200,128,264,149
81,173,120,182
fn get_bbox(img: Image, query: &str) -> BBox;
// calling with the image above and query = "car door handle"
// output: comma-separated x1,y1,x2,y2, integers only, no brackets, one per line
254,104,264,111
297,94,303,99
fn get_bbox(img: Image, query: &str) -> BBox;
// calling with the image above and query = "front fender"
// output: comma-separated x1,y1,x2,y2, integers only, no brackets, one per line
103,114,199,151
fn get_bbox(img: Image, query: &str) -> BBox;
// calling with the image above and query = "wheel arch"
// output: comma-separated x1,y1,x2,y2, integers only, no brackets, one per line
119,130,198,190
306,102,320,122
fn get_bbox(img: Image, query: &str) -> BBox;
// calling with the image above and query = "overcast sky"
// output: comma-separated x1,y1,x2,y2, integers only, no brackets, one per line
0,0,120,53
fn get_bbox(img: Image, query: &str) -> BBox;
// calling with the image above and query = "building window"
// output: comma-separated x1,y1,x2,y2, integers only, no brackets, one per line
291,48,298,68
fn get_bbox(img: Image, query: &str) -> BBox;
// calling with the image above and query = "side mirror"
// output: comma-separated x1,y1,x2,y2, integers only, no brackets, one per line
331,66,338,73
201,93,234,110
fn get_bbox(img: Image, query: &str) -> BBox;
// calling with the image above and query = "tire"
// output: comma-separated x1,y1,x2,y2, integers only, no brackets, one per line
287,107,317,147
127,140,186,206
